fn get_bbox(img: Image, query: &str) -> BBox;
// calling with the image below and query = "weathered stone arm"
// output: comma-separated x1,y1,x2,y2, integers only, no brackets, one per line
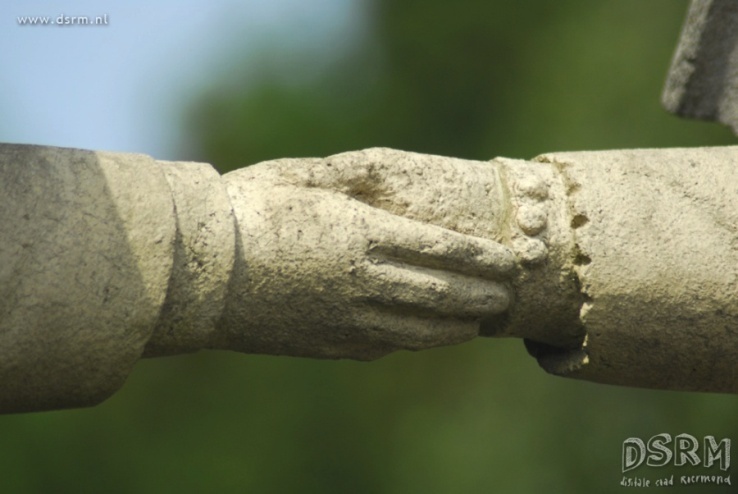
529,148,738,394
2,143,737,413
213,160,516,361
236,147,738,394
0,144,516,412
0,144,233,412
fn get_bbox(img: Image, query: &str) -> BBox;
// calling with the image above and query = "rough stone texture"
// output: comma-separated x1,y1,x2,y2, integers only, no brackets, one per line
3,143,738,413
0,144,176,412
215,149,516,360
662,0,738,133
486,158,583,351
534,147,738,393
143,160,235,357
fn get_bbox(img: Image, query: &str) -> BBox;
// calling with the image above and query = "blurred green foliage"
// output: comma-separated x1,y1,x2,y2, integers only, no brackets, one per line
2,1,737,492
189,0,734,171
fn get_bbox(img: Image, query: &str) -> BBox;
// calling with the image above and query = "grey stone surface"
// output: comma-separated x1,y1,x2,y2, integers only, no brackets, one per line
534,147,738,393
0,144,176,412
143,160,235,357
663,0,738,133
486,158,583,351
2,143,737,412
215,149,515,360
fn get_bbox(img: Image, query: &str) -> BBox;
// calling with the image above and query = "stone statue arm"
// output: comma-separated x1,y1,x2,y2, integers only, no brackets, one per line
2,143,737,414
525,147,738,394
278,147,738,395
0,144,516,412
212,158,515,361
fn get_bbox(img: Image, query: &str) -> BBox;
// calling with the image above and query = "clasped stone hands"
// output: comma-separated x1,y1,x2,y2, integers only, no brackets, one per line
214,148,516,360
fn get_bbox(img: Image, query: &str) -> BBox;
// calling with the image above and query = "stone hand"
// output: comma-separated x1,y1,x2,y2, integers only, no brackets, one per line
7,143,738,414
241,147,510,242
215,155,516,360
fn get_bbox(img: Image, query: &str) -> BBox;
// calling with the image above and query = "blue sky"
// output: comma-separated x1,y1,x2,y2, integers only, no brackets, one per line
1,0,362,159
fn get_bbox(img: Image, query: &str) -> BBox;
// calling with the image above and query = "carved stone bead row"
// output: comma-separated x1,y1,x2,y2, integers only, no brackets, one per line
506,165,550,265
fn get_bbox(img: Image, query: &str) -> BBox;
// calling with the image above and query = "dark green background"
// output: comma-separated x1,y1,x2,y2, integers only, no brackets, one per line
3,1,737,492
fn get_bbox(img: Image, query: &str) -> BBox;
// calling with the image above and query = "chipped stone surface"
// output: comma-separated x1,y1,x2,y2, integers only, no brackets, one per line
535,147,738,393
2,143,738,412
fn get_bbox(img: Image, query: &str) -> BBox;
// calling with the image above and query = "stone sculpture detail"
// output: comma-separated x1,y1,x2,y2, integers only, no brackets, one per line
1,143,737,413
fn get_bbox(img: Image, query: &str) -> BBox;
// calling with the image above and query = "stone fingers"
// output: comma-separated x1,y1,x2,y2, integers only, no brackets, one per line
353,206,515,324
366,213,516,280
360,261,511,319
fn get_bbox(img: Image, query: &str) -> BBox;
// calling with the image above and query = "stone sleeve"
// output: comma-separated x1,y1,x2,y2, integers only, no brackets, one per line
531,147,738,393
142,159,235,357
4,142,737,411
0,144,235,413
